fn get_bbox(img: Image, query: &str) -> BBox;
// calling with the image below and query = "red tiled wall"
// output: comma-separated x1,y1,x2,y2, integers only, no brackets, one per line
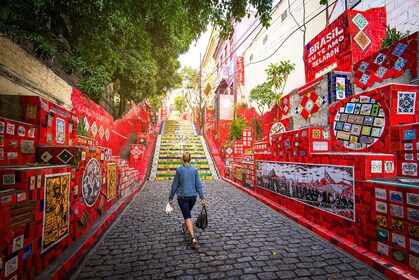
0,89,151,280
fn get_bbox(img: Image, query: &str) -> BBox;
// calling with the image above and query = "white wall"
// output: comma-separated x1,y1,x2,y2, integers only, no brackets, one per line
0,36,73,108
243,0,327,111
330,0,419,33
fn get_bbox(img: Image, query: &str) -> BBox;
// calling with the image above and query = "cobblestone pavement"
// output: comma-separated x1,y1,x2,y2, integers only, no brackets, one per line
73,180,387,280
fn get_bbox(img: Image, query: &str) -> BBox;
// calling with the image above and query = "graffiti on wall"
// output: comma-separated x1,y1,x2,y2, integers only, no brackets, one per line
82,158,102,207
107,163,116,200
42,173,70,252
256,161,355,221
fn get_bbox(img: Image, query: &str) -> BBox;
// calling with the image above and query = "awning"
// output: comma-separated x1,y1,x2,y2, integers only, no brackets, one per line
213,78,229,94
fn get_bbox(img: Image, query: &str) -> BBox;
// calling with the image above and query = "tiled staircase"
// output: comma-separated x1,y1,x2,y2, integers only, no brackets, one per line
149,114,218,181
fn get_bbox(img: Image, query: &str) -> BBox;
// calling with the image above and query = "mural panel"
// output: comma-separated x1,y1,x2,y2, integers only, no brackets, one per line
42,173,70,252
82,158,102,207
333,95,385,150
256,161,355,221
107,163,116,201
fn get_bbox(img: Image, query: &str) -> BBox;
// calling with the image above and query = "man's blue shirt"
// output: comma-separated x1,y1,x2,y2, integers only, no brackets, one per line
169,164,205,200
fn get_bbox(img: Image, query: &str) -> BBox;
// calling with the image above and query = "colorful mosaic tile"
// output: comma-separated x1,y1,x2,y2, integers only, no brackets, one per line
57,149,74,164
354,31,371,50
375,66,387,79
105,128,110,141
99,125,104,140
352,13,368,30
353,33,416,89
334,94,385,150
281,95,290,115
83,116,90,131
394,57,407,71
40,150,53,163
358,61,369,72
335,76,347,100
360,73,370,85
397,92,416,114
295,92,326,119
393,43,407,56
91,122,98,137
374,53,386,65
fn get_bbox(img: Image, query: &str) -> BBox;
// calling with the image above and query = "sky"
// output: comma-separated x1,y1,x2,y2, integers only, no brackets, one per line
178,28,212,71
177,0,281,70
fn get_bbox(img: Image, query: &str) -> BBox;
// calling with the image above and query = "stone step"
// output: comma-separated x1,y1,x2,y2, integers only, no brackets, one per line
149,119,215,181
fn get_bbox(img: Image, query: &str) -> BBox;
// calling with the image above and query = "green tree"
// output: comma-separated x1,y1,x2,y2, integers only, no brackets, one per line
229,118,247,141
250,60,295,119
174,95,186,112
180,66,198,88
0,0,273,104
148,94,166,113
265,60,296,106
249,82,274,116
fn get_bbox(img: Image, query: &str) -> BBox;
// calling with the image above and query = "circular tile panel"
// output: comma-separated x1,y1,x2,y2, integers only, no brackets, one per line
270,122,286,144
333,95,385,150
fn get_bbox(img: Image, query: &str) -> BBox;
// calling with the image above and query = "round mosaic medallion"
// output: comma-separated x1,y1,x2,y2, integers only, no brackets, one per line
82,158,102,207
269,122,286,144
333,95,385,150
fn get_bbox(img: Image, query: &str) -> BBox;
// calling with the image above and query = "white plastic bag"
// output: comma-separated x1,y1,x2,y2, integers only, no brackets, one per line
165,202,173,214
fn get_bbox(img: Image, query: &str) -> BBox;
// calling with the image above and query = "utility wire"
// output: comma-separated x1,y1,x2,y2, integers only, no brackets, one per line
248,3,324,61
246,0,337,66
200,1,334,86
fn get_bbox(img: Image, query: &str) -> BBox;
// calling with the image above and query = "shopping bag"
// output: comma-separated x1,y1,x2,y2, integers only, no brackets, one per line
165,202,173,215
195,206,208,230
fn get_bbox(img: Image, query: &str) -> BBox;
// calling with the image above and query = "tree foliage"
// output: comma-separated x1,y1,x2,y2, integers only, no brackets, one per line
0,0,273,103
265,60,295,105
229,118,247,141
180,66,198,88
250,60,295,116
148,94,166,113
249,82,274,115
381,25,410,49
174,95,186,112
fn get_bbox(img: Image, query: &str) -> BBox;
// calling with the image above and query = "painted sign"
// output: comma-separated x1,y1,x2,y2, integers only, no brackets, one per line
236,56,245,85
305,8,386,83
304,17,349,80
256,161,355,221
219,95,234,120
42,173,70,252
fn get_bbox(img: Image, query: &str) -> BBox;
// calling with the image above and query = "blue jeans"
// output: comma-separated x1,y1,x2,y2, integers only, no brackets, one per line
178,196,197,219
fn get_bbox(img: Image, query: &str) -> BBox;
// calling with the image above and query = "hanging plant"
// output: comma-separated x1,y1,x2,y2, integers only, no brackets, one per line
229,118,247,141
381,25,410,49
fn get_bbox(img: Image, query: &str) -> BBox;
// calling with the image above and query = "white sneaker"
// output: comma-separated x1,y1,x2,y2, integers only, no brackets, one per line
191,237,198,248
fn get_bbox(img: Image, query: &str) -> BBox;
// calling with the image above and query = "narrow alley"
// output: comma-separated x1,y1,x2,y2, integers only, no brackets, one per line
70,179,386,280
1,1,419,280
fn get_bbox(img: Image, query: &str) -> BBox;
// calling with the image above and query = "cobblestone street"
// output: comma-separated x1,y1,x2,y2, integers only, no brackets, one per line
72,180,387,280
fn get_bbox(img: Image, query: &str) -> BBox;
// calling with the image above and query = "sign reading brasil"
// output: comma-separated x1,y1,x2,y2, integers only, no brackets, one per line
304,13,350,81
